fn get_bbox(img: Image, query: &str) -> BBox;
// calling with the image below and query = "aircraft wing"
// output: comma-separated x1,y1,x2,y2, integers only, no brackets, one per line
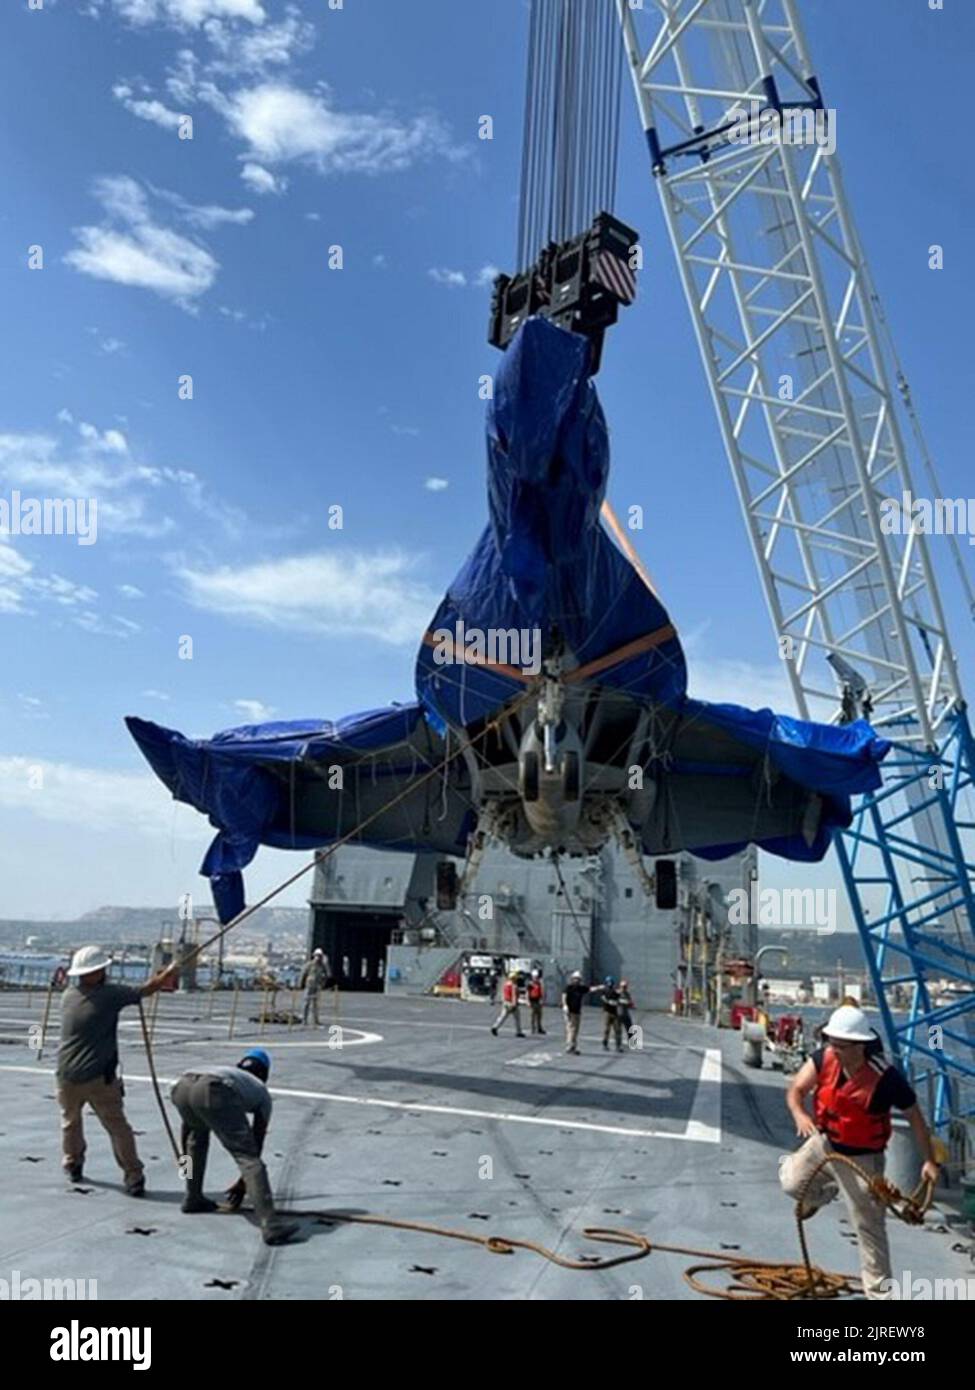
125,705,475,923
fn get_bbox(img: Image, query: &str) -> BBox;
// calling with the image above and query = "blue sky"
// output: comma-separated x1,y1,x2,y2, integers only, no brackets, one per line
0,0,972,919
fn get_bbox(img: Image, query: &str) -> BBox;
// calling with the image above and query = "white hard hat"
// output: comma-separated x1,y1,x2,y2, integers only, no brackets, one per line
823,1005,875,1043
531,969,540,978
570,970,582,980
67,945,113,977
313,948,324,957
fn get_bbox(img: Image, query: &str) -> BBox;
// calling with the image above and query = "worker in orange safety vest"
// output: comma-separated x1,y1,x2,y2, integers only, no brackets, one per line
779,1004,940,1299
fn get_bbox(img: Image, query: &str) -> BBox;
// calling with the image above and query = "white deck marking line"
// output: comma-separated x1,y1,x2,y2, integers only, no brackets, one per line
0,1023,207,1037
0,1052,722,1143
0,1030,382,1049
685,1048,722,1143
184,1031,383,1049
0,1009,695,1045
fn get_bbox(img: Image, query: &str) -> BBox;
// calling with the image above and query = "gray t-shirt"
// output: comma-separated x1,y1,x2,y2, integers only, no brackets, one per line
57,982,142,1084
204,1066,273,1123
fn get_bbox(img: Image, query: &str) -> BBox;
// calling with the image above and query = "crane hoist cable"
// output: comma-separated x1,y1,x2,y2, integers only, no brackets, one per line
516,0,624,272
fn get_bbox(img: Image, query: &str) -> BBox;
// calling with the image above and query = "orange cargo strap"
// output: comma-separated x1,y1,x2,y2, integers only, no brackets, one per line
564,624,678,683
421,631,535,683
422,624,678,686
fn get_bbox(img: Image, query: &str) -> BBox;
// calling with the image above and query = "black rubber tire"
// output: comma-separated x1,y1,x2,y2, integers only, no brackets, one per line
561,750,580,802
520,749,540,803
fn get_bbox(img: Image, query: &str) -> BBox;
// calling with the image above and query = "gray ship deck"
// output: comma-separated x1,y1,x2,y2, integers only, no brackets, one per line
0,991,969,1302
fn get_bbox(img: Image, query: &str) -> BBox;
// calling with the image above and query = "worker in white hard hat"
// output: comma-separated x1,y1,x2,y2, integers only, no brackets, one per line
780,1004,940,1299
561,971,606,1055
56,945,179,1193
299,946,330,1027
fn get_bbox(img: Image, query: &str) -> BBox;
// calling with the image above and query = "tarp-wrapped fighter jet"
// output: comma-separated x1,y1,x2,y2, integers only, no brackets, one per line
127,317,889,923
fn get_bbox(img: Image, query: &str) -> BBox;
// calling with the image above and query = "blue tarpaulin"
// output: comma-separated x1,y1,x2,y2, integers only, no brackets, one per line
127,318,889,921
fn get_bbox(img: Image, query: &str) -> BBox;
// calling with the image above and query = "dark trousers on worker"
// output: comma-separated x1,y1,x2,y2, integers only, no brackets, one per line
603,1012,623,1049
171,1073,278,1233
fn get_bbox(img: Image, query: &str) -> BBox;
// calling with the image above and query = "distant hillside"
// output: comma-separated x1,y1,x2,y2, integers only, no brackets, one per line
0,905,309,948
758,926,963,981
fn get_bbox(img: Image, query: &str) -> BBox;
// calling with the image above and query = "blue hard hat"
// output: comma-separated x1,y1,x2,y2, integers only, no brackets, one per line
604,976,615,986
240,1047,271,1076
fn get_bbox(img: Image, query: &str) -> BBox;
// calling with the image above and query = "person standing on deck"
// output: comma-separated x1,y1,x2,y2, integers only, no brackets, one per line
779,1004,939,1300
601,977,624,1052
56,945,178,1192
299,947,329,1026
527,969,546,1035
618,979,635,1046
491,972,526,1037
561,972,605,1055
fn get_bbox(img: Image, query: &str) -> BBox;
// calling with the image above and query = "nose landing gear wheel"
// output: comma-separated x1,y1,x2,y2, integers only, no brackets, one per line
520,749,540,802
561,750,580,802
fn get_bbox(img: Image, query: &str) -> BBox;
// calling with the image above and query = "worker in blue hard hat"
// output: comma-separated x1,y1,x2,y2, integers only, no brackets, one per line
600,976,624,1052
170,1047,299,1246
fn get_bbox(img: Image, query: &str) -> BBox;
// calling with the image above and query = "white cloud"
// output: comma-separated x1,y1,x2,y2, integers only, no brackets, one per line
176,549,439,645
205,11,314,75
78,421,129,454
0,755,203,839
240,161,286,195
113,83,186,131
152,185,255,228
65,176,219,306
428,267,467,289
372,252,388,268
0,426,242,545
141,688,171,700
0,540,33,614
391,424,420,438
475,264,501,287
17,694,49,721
0,537,101,620
100,336,126,355
232,698,275,723
117,583,145,599
74,610,142,638
106,0,266,27
424,477,449,492
225,82,458,176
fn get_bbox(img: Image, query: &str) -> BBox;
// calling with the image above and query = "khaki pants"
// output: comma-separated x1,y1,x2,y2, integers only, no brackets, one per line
57,1076,143,1187
493,1002,523,1034
564,1010,581,1052
779,1131,892,1299
530,1000,545,1034
303,989,320,1026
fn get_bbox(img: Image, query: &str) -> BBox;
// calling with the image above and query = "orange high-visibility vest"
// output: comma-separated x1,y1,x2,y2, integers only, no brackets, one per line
814,1048,891,1151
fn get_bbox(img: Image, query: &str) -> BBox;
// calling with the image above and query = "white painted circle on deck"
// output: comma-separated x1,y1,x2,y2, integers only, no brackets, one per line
199,1028,383,1049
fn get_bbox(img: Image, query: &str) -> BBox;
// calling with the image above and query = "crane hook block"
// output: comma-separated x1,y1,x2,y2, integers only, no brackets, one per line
488,212,640,376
